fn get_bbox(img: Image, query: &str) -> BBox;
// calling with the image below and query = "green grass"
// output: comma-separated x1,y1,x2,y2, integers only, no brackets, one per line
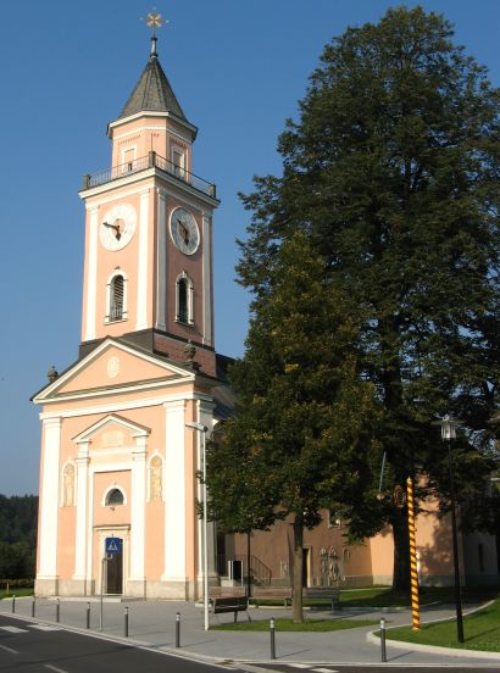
253,586,500,610
0,588,33,599
339,586,455,608
213,617,377,632
386,598,500,652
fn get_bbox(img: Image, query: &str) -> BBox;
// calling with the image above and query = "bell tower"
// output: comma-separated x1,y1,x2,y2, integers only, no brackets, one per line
79,32,219,376
34,15,230,603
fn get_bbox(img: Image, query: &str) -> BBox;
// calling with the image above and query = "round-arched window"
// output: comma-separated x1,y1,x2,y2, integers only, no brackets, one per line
105,488,124,506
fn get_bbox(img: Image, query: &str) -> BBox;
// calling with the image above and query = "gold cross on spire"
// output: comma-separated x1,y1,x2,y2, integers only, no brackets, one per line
144,9,167,38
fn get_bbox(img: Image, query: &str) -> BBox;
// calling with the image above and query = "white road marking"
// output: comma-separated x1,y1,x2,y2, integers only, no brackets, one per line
312,669,339,673
0,626,28,633
289,666,310,670
45,665,69,673
29,624,61,631
0,643,19,654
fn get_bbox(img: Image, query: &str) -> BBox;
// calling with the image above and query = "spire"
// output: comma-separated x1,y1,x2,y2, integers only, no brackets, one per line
118,13,187,122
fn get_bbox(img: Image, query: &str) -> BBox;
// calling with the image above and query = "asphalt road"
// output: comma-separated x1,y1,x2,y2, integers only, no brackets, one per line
0,614,243,673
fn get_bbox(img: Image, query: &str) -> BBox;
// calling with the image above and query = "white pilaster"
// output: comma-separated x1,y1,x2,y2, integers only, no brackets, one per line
136,189,150,331
202,213,213,346
38,417,62,579
156,189,168,331
84,206,99,341
130,433,147,580
73,442,90,580
162,399,186,580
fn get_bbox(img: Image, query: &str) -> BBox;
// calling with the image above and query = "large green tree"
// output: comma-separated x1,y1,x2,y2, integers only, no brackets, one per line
0,495,37,579
207,233,380,621
229,5,499,592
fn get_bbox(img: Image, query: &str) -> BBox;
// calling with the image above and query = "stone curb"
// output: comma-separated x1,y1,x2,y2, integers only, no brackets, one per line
366,601,500,662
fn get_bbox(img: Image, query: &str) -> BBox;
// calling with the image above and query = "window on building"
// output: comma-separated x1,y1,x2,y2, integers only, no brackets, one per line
124,148,134,172
328,510,342,528
105,488,124,506
171,146,185,178
176,272,193,325
110,275,124,321
105,270,128,324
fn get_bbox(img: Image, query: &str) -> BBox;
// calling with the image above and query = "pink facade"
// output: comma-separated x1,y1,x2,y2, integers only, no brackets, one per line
34,37,222,599
225,503,498,592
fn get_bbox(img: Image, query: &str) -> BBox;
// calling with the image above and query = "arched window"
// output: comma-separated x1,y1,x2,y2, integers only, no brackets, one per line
110,275,124,321
105,488,124,506
105,270,128,324
176,272,193,325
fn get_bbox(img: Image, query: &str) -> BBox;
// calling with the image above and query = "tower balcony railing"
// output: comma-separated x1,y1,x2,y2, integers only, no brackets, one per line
82,151,217,198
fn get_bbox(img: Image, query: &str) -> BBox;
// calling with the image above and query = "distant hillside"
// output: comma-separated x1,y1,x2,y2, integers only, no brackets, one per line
0,495,38,579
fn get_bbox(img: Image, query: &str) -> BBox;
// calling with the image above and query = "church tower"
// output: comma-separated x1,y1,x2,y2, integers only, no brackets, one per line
80,34,219,376
33,26,229,601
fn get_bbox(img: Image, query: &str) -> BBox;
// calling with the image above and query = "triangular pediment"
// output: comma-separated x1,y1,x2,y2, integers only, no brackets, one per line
73,414,149,449
33,339,194,403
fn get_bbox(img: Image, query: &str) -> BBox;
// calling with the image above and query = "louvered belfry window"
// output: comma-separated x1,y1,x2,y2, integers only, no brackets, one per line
110,275,124,321
177,276,188,323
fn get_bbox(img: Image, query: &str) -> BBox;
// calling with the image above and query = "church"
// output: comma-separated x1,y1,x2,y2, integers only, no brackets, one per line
33,31,231,600
33,28,499,600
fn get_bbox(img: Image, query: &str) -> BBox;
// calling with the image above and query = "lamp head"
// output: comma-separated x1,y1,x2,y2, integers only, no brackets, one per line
440,414,459,441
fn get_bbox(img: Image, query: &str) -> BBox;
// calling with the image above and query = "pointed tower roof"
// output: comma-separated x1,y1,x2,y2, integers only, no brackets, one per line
118,37,188,122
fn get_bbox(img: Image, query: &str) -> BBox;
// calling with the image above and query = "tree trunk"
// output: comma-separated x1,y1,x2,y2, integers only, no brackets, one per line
391,505,410,593
291,515,304,623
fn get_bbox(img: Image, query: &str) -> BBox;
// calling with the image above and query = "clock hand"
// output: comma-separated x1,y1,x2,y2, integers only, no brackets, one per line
103,221,122,240
179,220,190,245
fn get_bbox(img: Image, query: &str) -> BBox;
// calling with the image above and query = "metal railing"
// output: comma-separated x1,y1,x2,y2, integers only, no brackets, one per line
217,554,273,586
82,151,216,198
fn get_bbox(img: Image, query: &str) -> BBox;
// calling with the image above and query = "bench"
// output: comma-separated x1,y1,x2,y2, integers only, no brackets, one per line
304,587,341,609
212,596,251,623
250,589,293,607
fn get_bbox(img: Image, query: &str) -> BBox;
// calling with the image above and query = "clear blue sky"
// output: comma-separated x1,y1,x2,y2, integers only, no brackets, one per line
0,0,498,496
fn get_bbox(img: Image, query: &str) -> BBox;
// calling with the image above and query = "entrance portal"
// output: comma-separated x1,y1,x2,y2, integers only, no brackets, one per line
105,537,123,594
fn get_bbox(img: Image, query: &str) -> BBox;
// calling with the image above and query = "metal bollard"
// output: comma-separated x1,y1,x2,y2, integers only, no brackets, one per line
56,598,60,623
124,606,129,638
175,612,181,648
32,598,36,618
11,595,16,614
86,602,91,629
270,617,276,660
380,617,387,663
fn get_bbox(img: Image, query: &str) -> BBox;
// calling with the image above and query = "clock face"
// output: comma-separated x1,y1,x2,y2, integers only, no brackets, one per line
170,207,200,255
99,203,137,251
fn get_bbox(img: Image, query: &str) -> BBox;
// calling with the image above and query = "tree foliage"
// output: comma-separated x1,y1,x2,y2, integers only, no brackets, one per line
207,234,380,620
0,495,37,579
208,5,499,606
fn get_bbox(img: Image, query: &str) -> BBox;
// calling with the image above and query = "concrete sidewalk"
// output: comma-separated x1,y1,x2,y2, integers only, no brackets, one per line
2,596,500,667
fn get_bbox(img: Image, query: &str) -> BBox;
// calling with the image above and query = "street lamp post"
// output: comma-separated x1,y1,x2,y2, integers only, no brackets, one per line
439,414,464,643
186,421,209,631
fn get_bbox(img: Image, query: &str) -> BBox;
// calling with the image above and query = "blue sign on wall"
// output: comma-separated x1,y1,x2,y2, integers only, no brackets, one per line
105,537,122,556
